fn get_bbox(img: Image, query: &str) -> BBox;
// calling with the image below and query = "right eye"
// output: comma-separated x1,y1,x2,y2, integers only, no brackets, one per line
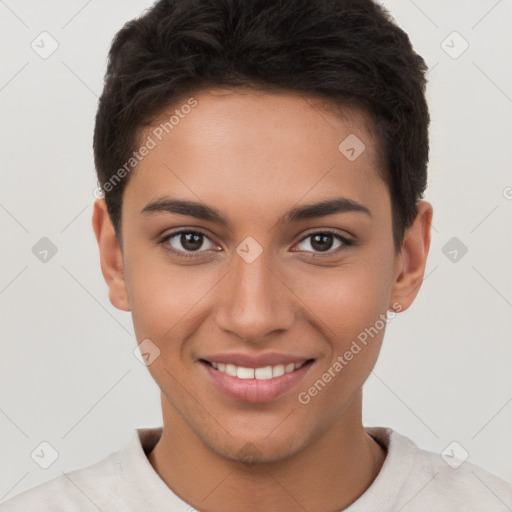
160,229,218,258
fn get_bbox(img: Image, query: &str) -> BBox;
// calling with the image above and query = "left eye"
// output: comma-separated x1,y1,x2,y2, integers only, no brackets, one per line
295,231,351,254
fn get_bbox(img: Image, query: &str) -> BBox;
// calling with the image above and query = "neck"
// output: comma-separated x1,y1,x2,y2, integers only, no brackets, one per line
148,391,386,512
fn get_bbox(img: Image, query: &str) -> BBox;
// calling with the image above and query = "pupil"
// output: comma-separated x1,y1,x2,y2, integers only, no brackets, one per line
182,233,202,251
311,234,333,252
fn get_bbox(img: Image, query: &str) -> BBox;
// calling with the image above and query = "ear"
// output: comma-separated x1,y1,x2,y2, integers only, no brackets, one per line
390,201,433,312
92,198,131,312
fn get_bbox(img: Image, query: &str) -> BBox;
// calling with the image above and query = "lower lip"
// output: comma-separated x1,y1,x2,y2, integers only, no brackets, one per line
201,360,314,403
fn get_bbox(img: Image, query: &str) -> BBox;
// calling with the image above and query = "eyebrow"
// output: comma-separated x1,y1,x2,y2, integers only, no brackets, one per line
141,195,371,228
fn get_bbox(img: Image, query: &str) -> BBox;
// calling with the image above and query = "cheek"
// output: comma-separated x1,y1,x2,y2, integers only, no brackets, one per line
124,247,219,342
290,258,392,339
295,267,389,420
289,252,394,397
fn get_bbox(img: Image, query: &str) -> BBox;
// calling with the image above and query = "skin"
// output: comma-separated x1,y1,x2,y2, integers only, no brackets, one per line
92,87,433,512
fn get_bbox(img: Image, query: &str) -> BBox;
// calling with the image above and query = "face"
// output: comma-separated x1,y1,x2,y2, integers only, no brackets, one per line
95,88,426,464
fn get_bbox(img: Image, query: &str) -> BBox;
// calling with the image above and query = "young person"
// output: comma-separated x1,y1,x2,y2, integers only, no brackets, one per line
1,0,511,510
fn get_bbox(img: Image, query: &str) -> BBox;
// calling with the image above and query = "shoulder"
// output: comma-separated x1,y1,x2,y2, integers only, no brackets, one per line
0,452,121,512
0,427,173,512
412,446,512,510
388,429,512,510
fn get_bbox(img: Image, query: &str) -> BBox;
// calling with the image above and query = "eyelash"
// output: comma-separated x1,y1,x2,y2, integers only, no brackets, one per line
158,228,353,260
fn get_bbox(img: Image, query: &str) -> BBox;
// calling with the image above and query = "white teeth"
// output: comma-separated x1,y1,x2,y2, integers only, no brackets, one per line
255,366,273,380
225,364,237,377
209,360,309,379
272,364,285,377
237,366,255,379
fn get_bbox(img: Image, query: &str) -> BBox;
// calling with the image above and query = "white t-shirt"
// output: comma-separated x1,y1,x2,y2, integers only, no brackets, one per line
1,426,510,511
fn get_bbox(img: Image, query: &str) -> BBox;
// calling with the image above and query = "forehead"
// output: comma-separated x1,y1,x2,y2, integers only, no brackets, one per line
149,87,378,158
123,87,388,226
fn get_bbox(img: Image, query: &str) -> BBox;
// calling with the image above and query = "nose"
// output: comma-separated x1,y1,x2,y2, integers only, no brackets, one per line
214,246,296,345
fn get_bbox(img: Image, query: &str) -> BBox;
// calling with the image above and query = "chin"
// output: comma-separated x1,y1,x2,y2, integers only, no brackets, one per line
206,431,307,466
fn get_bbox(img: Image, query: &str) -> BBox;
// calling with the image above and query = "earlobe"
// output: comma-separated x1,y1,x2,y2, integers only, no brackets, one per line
92,199,131,312
390,201,433,312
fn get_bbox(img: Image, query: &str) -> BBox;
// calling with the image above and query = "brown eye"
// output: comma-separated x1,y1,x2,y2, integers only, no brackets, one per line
178,232,203,251
161,230,216,258
295,230,352,255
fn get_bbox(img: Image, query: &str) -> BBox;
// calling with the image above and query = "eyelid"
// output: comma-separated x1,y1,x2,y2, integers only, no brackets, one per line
159,228,219,255
297,227,353,243
159,227,353,258
293,228,353,255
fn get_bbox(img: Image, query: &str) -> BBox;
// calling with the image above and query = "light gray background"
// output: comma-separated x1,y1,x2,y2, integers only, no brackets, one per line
1,0,511,503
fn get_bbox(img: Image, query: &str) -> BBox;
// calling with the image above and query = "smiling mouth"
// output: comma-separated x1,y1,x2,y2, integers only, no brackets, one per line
200,359,315,380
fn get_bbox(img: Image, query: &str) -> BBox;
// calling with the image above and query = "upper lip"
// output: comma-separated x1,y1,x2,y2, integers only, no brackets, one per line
200,352,314,368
